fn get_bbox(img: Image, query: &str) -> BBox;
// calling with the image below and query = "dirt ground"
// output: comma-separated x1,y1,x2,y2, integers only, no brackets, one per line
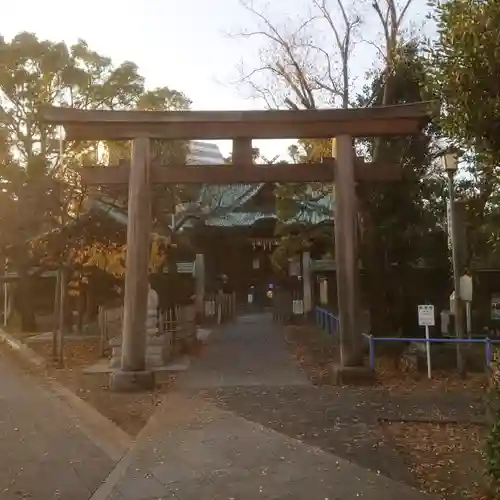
284,323,492,500
384,421,488,500
2,319,493,497
16,337,170,437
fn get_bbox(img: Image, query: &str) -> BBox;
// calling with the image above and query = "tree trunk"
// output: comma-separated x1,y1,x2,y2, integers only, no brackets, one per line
359,206,389,337
77,283,85,334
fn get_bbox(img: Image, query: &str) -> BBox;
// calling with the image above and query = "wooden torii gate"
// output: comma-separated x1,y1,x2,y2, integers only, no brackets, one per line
41,103,430,390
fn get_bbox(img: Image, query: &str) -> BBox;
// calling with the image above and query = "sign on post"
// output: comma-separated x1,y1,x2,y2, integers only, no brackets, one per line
460,274,473,337
418,305,435,326
418,304,435,379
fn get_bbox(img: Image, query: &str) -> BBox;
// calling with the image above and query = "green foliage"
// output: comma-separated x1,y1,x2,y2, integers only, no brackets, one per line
360,42,445,263
430,0,500,155
274,43,448,325
355,42,449,334
430,0,500,267
0,31,191,264
273,139,335,267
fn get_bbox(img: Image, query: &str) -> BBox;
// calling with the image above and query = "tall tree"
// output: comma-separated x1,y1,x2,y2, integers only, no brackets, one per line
358,43,446,334
231,0,440,335
0,32,191,329
429,0,500,266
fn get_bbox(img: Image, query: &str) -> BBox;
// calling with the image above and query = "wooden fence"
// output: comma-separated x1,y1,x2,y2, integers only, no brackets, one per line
273,289,304,323
98,303,123,357
203,292,236,325
99,291,236,359
158,305,197,356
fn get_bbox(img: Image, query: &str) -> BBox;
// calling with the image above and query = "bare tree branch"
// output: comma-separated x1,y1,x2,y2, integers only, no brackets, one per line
312,0,361,108
231,0,364,110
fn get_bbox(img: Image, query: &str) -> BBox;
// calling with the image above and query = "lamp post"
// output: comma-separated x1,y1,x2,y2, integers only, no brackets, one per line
442,152,465,375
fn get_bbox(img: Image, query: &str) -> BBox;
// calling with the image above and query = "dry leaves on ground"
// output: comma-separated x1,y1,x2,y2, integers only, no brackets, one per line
374,357,489,395
283,324,493,499
284,324,337,385
28,339,169,436
383,422,491,500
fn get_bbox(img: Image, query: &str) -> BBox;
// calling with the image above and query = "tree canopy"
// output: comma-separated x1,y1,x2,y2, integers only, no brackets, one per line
0,32,192,328
0,32,191,260
430,0,500,267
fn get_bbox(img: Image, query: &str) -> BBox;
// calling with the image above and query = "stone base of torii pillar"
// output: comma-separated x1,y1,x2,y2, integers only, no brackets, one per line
109,367,155,392
109,286,159,391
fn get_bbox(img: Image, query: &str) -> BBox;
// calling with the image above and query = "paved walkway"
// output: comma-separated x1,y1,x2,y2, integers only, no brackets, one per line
99,314,431,500
0,349,115,500
177,313,309,389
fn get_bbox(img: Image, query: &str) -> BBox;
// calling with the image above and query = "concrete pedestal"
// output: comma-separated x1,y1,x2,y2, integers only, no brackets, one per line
109,335,168,369
330,363,375,386
109,369,155,392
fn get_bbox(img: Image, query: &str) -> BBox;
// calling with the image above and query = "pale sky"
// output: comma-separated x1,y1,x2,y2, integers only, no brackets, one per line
2,0,432,159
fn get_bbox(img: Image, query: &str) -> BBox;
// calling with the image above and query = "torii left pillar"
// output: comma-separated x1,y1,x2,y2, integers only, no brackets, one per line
110,137,155,391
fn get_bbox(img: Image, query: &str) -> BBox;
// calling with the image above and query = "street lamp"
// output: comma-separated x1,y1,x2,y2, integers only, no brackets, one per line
441,151,465,375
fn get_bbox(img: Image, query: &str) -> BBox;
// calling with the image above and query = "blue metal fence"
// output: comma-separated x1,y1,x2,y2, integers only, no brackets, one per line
362,333,500,371
315,307,339,337
314,306,500,373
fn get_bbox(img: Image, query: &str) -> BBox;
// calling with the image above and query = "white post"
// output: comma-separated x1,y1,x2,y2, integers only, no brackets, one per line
3,282,7,327
217,290,222,325
302,251,312,314
319,278,328,305
425,325,432,379
465,301,471,335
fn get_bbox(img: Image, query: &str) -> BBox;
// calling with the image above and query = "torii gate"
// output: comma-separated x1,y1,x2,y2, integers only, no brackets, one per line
41,103,430,390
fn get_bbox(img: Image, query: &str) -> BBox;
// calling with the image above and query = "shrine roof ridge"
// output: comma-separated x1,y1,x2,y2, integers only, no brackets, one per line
39,102,434,140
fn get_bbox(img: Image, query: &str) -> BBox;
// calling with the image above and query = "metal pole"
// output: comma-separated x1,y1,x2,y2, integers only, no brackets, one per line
3,282,8,327
57,267,66,368
52,268,62,361
466,301,472,338
448,171,465,375
425,325,432,379
3,260,7,327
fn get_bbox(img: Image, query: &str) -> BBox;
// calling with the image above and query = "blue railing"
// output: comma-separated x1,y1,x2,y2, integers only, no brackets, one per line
315,307,339,337
362,333,500,371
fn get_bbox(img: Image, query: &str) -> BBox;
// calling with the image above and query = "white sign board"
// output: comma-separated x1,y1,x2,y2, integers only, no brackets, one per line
319,279,328,305
460,275,473,302
418,305,435,326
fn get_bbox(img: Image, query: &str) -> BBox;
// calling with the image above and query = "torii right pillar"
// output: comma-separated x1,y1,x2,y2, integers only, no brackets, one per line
331,136,373,383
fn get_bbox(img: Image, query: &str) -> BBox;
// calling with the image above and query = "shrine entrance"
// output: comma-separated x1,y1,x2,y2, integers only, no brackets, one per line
41,103,430,390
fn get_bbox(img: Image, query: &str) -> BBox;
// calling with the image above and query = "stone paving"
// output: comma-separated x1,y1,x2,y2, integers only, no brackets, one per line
99,314,432,499
0,349,115,499
176,313,309,389
106,393,430,500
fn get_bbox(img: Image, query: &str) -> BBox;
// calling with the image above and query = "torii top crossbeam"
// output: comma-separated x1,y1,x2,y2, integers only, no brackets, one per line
40,102,431,141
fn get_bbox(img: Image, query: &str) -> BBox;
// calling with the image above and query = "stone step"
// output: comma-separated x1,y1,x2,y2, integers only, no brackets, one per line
109,334,168,348
109,354,166,369
112,344,165,357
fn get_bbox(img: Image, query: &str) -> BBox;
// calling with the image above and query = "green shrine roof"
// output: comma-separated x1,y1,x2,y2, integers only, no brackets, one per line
89,141,334,229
